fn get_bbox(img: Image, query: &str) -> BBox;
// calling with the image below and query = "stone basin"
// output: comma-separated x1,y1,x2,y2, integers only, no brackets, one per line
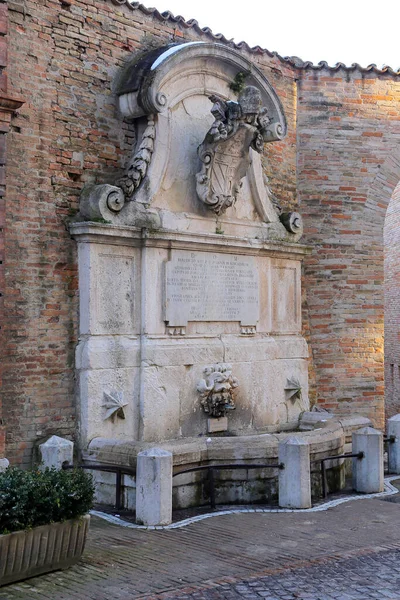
85,415,370,510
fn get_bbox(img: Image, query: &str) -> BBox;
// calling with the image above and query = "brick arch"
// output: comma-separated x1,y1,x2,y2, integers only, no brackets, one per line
384,175,400,420
301,149,400,430
365,153,400,420
365,154,400,221
296,66,400,431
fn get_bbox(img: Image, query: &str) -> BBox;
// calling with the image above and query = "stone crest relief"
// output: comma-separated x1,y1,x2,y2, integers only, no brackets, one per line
196,86,284,216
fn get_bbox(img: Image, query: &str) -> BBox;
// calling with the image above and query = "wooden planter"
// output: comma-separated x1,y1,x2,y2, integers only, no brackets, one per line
0,514,90,587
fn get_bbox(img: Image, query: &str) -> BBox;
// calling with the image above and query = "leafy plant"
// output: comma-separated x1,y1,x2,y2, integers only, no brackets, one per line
89,217,111,224
0,467,95,534
229,71,249,95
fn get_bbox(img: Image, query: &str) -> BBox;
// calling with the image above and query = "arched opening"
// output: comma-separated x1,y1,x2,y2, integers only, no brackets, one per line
301,152,400,430
384,180,400,420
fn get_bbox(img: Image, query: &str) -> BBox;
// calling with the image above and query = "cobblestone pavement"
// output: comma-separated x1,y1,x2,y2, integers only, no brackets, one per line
147,549,400,599
1,497,400,599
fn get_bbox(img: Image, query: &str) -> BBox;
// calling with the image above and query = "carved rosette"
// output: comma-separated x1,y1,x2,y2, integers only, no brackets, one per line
102,391,128,421
284,377,302,402
196,86,284,216
197,364,239,418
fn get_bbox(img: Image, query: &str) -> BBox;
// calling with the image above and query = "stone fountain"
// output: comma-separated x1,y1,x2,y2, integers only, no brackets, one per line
70,42,359,512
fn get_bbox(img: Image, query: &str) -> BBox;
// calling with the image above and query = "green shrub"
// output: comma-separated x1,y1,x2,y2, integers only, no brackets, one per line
0,467,95,534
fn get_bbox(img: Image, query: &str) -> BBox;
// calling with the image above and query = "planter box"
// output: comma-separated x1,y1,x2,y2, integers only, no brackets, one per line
0,514,90,587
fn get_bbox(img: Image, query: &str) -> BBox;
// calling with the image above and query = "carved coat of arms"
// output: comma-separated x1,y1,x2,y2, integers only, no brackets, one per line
196,85,283,216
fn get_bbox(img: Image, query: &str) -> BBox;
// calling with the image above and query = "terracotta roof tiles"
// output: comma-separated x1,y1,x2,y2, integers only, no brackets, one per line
110,0,400,76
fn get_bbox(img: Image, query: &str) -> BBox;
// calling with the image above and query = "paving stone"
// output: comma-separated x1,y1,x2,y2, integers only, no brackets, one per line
0,497,400,599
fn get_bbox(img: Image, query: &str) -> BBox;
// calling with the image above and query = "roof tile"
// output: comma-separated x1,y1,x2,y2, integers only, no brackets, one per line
109,0,400,76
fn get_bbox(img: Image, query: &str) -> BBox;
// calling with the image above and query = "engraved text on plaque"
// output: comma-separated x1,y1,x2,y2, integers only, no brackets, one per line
165,250,259,327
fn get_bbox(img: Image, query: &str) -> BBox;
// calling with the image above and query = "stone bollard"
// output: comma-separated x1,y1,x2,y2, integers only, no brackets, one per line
352,427,383,493
388,415,400,474
136,448,173,526
0,458,9,472
39,435,74,470
278,437,311,509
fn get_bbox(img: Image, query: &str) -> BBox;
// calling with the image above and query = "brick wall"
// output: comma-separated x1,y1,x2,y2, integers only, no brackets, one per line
3,0,400,465
3,0,298,466
298,70,400,428
0,0,7,458
0,0,24,457
384,182,400,419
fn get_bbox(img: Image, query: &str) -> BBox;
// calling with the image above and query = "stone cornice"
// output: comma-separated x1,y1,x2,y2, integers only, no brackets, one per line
69,222,312,258
0,92,25,113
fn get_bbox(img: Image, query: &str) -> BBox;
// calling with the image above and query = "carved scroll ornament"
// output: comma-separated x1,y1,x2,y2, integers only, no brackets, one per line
118,116,156,199
196,86,284,216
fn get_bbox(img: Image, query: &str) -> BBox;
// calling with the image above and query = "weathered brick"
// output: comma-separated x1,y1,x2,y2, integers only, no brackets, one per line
1,0,400,466
298,69,400,428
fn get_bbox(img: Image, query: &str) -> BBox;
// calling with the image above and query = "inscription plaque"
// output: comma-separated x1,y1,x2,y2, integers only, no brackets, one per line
96,254,135,335
165,250,259,327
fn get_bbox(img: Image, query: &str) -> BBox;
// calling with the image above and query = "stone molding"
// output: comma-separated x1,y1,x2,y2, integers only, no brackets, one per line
0,92,25,113
70,222,311,258
86,419,345,466
115,42,287,130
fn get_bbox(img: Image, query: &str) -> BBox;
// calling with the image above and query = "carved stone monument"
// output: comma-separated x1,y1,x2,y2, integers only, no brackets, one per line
70,42,310,493
196,86,283,216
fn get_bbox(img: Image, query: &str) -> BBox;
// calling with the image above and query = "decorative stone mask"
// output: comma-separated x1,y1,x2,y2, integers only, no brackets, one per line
197,363,239,418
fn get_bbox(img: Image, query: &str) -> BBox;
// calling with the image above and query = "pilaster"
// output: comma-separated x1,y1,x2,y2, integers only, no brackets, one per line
0,0,24,456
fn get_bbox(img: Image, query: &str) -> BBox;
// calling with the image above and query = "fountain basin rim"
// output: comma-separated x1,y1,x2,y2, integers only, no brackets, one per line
86,419,348,469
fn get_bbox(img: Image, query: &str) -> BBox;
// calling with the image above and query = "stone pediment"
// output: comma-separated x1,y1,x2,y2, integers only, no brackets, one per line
78,42,302,240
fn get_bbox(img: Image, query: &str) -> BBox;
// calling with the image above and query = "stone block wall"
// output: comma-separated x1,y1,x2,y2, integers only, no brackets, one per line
3,0,298,465
298,70,400,428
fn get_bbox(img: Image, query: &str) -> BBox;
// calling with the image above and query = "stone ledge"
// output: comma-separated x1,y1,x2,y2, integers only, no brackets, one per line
86,420,345,470
0,92,25,113
70,221,312,257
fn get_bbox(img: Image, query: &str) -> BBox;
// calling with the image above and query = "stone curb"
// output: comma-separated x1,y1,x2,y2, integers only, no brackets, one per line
91,475,399,530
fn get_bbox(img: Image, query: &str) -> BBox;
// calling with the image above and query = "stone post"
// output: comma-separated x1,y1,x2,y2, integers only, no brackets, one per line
136,448,173,526
39,435,74,470
278,437,311,509
352,427,383,493
388,415,400,474
0,457,9,472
